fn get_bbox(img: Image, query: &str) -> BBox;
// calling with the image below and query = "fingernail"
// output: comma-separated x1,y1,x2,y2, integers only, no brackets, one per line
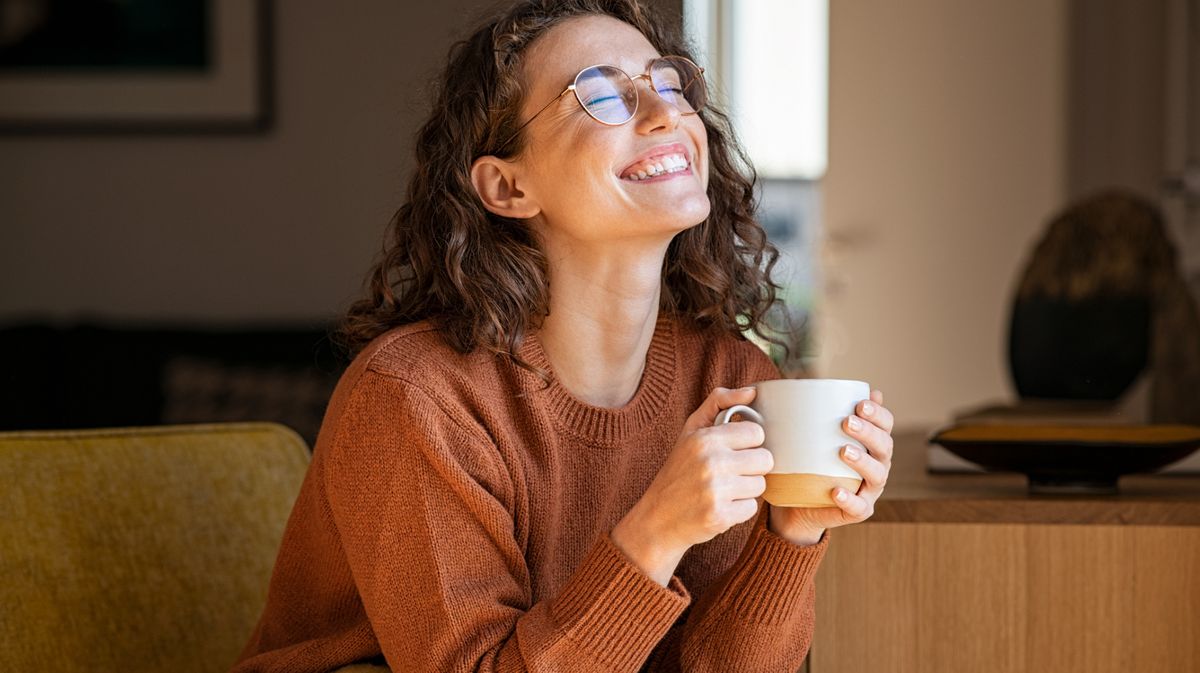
862,401,875,417
835,489,848,502
844,445,860,461
848,416,862,431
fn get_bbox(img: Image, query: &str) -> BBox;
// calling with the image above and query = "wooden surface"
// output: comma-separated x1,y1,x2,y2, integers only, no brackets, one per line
874,431,1200,525
935,424,1200,443
808,431,1200,673
811,523,1200,673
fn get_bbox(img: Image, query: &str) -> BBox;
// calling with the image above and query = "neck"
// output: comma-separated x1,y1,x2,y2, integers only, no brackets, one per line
536,236,670,408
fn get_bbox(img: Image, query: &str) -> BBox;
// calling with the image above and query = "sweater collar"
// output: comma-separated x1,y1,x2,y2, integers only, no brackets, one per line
518,314,678,445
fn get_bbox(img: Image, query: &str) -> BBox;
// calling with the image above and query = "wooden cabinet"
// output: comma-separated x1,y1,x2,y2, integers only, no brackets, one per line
808,434,1200,673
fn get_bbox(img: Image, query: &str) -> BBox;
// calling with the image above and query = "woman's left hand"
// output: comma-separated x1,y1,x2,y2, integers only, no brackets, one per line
768,389,895,546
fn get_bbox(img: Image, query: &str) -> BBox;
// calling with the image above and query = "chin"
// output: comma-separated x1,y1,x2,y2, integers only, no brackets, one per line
673,194,712,230
646,207,710,239
617,189,711,237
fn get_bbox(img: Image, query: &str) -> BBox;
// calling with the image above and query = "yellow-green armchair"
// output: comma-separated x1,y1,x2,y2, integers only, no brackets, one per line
0,423,309,673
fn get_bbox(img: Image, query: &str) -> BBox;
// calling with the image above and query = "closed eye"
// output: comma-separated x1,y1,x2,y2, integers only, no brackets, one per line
584,94,624,107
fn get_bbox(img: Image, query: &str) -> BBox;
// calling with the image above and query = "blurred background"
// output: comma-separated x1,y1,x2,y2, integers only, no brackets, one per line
1,0,1196,440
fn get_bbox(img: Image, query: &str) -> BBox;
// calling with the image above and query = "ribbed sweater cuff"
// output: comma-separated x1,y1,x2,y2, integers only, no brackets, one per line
711,513,829,625
549,535,691,669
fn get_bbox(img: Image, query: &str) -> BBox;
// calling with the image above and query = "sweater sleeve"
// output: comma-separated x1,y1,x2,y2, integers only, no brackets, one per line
672,509,828,671
323,369,690,673
647,337,827,672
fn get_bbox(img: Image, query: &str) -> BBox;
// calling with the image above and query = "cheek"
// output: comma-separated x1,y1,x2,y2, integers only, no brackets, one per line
535,127,617,193
529,162,614,225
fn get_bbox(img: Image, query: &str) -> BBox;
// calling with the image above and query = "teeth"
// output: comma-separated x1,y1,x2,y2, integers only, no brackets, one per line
623,153,690,180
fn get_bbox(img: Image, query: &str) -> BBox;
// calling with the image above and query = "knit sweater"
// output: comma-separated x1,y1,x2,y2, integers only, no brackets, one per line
233,315,829,673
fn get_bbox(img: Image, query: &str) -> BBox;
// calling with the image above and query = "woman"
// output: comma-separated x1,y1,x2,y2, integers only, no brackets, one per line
233,0,894,671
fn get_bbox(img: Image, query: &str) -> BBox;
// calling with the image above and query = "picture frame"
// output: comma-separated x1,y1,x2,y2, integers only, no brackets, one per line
0,0,272,134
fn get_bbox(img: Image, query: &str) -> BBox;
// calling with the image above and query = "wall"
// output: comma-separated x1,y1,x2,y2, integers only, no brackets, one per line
2,0,1093,432
0,0,687,328
0,0,502,325
1066,0,1166,202
818,0,1069,429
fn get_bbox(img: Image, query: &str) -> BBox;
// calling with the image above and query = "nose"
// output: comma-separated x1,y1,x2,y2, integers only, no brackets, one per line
632,76,681,134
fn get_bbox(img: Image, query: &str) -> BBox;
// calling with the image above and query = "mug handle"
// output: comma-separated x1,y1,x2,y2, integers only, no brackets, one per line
714,404,765,426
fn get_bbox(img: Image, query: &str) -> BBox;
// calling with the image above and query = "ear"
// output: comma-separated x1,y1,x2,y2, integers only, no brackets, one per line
470,155,541,220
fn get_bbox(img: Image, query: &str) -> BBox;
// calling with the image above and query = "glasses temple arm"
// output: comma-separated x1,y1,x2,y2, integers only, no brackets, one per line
496,86,574,151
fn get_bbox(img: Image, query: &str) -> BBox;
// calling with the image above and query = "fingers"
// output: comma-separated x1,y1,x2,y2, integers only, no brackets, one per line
733,446,774,475
691,425,772,472
695,420,765,452
786,495,873,529
840,444,887,493
831,487,874,523
857,395,894,434
829,441,888,525
728,497,760,525
845,413,894,463
731,474,767,501
682,386,756,435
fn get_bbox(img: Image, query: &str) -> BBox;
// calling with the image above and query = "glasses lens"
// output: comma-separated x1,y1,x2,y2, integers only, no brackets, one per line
574,65,638,124
651,57,706,113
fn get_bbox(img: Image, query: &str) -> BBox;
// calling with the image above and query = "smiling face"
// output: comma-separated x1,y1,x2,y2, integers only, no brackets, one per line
513,14,711,245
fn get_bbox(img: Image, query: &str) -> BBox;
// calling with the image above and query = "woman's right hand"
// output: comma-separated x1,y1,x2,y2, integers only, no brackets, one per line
611,386,774,586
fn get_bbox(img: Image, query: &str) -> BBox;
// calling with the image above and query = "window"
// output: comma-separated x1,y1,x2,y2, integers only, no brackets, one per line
685,0,829,372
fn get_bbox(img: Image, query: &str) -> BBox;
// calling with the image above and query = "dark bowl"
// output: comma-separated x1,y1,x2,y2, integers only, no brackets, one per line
929,424,1200,494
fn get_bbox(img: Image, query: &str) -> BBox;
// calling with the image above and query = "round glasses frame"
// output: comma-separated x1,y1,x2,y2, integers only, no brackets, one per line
499,55,706,150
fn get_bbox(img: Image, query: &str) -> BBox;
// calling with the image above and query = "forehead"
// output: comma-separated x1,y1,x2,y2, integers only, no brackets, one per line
523,14,661,91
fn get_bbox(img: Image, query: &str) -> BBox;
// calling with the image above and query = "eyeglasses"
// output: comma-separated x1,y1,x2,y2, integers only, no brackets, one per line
501,55,707,149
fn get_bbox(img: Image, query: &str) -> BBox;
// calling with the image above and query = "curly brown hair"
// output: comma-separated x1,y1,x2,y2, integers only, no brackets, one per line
339,0,786,365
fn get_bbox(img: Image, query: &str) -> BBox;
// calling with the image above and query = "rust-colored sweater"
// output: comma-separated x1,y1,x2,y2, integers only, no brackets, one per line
233,316,828,672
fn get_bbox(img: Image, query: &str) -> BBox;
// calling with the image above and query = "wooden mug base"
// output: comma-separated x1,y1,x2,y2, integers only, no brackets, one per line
764,473,863,508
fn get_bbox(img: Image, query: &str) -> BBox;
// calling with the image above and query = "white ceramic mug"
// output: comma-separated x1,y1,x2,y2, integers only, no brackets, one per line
715,378,870,507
